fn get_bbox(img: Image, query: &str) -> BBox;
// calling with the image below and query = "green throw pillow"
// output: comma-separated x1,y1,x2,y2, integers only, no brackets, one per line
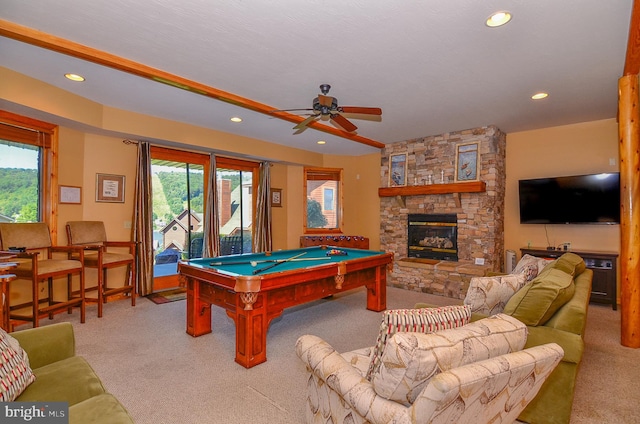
503,267,575,326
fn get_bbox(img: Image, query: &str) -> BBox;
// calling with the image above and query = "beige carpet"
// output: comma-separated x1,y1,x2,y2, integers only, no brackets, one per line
15,287,640,424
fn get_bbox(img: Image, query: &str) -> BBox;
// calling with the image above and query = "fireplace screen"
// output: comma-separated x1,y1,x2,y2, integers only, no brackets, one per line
407,214,458,261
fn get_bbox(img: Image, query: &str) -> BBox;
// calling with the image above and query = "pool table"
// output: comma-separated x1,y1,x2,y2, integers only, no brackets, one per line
178,246,393,368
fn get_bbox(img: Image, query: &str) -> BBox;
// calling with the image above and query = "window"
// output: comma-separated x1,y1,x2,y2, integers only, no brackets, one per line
304,167,343,233
0,111,55,228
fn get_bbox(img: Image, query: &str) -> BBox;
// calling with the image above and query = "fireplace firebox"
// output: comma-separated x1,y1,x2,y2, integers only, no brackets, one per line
408,214,458,261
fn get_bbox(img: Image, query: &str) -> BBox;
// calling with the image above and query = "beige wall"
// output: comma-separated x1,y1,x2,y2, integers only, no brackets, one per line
322,153,382,249
505,118,620,263
269,154,382,251
4,66,621,260
1,67,382,253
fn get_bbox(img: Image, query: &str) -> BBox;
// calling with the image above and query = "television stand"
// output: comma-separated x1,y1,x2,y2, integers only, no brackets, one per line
521,248,618,310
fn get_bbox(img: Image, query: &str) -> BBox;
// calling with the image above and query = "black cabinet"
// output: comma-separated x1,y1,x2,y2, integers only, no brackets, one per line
520,248,618,310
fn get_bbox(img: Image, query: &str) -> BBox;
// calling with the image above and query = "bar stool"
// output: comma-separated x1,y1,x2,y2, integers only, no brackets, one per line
0,223,85,328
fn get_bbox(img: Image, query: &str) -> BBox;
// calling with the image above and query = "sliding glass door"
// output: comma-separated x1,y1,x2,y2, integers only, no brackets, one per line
215,157,258,256
151,147,208,291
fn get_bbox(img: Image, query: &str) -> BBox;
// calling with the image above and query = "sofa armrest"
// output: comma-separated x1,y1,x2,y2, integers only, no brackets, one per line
524,325,584,364
10,322,76,369
295,335,409,424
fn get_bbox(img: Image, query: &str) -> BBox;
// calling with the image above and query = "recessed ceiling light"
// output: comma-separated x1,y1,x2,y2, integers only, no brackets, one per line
317,140,326,145
230,117,242,123
531,92,549,100
486,11,512,27
64,73,85,82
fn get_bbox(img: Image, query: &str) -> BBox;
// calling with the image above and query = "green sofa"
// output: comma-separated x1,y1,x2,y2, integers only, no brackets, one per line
473,254,592,424
416,252,592,424
10,322,134,424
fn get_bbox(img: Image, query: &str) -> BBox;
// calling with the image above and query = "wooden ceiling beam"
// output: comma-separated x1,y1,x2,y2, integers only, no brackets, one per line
0,19,385,149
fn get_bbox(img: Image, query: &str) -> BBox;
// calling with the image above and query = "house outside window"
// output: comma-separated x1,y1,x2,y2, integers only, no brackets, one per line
323,188,334,211
304,167,343,233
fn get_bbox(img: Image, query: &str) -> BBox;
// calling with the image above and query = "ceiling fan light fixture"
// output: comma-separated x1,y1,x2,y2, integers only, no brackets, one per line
64,73,85,82
486,11,512,27
531,92,549,100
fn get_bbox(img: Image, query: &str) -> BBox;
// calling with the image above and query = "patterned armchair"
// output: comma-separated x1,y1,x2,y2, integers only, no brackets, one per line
296,313,563,424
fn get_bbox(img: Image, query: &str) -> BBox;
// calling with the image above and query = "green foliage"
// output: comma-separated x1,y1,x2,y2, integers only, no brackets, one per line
0,168,38,221
155,171,204,216
151,170,205,230
307,198,328,228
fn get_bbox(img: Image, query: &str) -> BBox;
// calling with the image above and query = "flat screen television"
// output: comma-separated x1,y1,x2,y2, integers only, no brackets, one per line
518,173,620,224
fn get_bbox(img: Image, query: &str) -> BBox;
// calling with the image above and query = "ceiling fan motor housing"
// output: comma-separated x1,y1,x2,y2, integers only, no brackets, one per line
313,96,338,115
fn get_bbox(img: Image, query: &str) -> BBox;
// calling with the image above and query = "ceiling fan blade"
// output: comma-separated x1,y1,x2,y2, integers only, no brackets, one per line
339,106,382,115
318,95,335,108
330,114,358,132
293,114,319,131
270,108,314,113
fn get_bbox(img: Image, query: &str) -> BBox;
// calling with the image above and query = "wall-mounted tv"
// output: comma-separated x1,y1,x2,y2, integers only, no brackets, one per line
519,173,620,225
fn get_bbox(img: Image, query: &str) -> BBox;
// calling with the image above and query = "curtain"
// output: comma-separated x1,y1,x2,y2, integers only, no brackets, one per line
202,153,220,257
133,141,154,296
254,161,272,252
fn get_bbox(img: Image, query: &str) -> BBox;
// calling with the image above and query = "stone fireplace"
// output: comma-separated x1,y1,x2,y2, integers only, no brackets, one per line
380,126,506,299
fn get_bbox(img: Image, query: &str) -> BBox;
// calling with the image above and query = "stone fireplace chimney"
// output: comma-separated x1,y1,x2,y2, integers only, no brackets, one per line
380,126,506,298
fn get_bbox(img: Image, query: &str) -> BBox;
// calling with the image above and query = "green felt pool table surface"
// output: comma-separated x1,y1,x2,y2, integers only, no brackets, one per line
184,246,384,276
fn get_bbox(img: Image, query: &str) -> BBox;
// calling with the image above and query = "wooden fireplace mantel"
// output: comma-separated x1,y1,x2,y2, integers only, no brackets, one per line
379,181,486,207
378,181,486,197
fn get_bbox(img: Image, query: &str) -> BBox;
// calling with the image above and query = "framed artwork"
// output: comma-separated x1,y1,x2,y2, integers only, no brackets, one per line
389,153,408,186
96,173,126,203
455,143,479,182
59,185,82,204
271,188,282,207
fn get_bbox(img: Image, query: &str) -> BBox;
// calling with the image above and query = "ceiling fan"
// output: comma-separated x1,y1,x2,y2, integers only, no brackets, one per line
276,84,382,134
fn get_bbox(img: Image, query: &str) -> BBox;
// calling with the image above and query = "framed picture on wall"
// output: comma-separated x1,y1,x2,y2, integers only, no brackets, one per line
59,185,82,204
455,143,479,182
96,173,126,203
271,188,282,207
389,153,407,186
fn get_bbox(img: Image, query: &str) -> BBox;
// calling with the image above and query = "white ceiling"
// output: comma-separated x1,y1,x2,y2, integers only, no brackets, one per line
0,1,633,157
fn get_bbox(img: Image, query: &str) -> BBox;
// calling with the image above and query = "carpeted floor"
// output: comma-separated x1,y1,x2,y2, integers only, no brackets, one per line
14,287,640,424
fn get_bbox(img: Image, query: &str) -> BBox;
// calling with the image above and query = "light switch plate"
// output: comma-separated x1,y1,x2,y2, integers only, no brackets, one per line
474,258,485,265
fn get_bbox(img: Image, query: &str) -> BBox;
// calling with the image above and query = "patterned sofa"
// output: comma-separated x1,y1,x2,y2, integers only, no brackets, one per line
296,312,563,424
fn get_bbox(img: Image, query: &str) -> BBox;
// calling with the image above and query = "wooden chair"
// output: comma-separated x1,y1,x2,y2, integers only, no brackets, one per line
0,222,86,328
0,258,18,331
66,221,136,317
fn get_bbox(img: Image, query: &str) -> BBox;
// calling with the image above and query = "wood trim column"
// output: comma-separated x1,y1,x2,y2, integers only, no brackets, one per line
618,74,640,348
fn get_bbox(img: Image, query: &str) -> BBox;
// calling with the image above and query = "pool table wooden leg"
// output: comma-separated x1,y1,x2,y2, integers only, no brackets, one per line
233,294,267,368
186,279,212,337
366,264,387,312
